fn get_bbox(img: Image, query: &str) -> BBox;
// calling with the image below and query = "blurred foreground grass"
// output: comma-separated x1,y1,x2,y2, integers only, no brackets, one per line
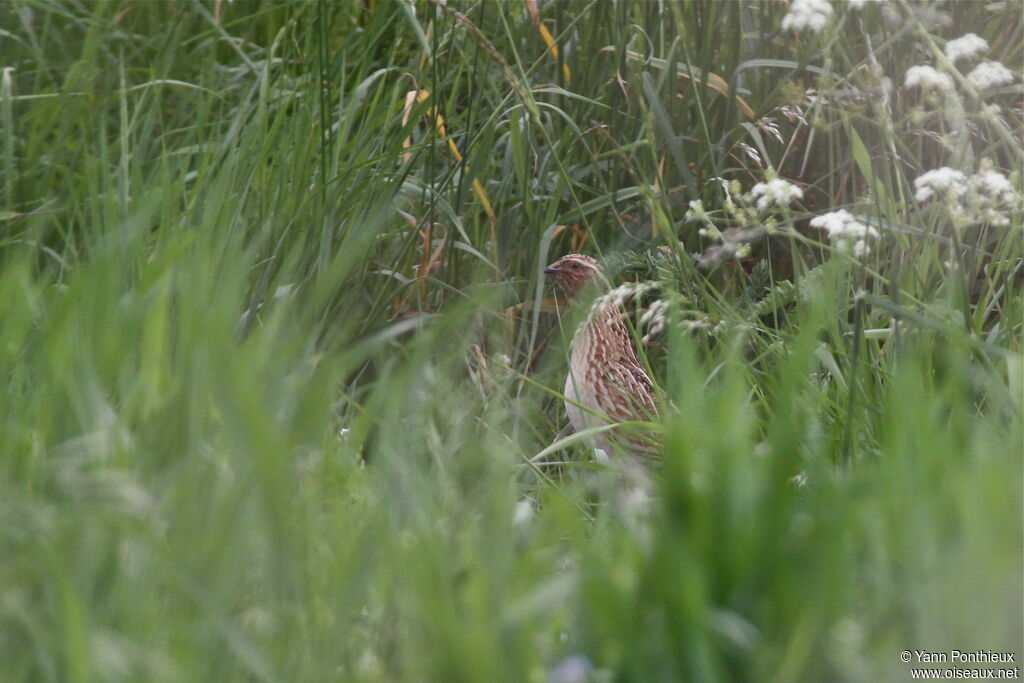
0,1,1021,681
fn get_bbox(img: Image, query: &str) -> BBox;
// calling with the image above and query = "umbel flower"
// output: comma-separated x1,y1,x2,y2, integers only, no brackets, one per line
966,61,1016,91
781,0,833,33
848,0,884,9
904,35,1015,100
913,168,969,202
683,170,804,269
914,161,1021,228
810,210,880,258
904,65,954,92
944,33,989,64
750,176,804,210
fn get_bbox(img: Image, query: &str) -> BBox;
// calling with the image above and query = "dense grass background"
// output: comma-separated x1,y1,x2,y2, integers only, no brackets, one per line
1,0,1021,680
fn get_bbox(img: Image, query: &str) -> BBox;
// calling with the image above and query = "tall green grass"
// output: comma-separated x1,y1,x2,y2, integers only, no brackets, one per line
1,1,1020,680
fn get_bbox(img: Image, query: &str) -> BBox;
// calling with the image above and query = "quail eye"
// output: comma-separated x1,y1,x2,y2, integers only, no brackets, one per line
570,262,579,270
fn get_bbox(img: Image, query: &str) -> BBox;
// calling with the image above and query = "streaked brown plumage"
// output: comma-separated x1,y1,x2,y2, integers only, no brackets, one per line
544,254,658,457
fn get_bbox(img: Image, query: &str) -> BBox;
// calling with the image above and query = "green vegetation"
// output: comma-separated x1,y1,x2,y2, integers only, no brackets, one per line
1,1,1020,680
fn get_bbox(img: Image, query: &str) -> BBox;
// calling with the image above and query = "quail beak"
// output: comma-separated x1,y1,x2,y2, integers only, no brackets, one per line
543,264,561,275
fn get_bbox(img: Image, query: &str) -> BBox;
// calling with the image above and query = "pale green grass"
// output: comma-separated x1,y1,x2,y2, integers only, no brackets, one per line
0,1,1020,681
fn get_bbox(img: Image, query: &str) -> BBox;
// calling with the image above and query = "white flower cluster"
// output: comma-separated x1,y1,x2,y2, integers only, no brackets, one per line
904,65,954,92
686,174,803,253
913,167,968,202
968,168,1019,227
944,33,988,63
750,177,804,210
905,33,1015,100
973,168,1017,204
686,199,707,220
781,0,833,33
848,0,884,9
914,162,1020,227
514,500,534,526
966,61,1016,90
810,210,880,257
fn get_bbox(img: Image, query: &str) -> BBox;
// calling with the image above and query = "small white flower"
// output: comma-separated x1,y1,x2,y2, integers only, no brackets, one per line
749,177,804,210
549,655,594,683
851,239,871,258
915,162,1020,228
913,168,968,202
686,199,706,218
781,0,834,33
944,33,988,63
967,165,1020,227
904,65,954,92
810,210,879,239
698,225,722,240
972,169,1016,203
810,210,880,257
967,61,1015,90
514,500,534,526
